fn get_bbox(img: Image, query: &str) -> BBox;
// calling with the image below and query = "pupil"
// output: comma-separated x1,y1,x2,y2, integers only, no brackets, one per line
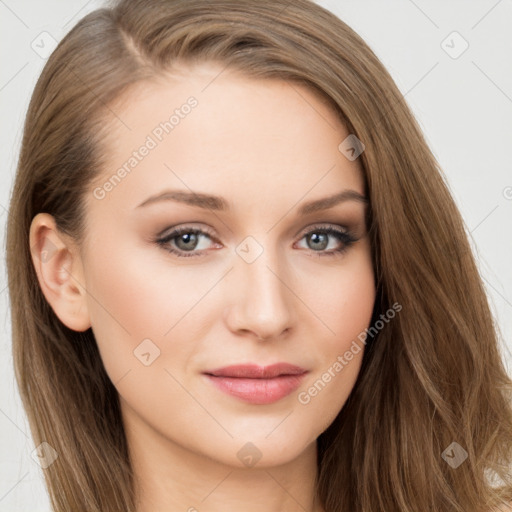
177,233,197,250
310,232,327,250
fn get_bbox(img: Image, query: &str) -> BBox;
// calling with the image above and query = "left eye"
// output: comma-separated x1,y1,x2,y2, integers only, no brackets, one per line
155,226,219,258
155,224,358,258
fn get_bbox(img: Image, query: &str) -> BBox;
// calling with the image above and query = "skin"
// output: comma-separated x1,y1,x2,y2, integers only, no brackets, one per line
30,63,376,512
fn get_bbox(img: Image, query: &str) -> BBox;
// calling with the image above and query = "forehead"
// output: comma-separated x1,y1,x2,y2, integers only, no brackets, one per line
88,63,365,214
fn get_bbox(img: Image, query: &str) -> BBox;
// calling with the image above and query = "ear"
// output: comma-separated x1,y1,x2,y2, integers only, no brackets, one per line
29,213,91,332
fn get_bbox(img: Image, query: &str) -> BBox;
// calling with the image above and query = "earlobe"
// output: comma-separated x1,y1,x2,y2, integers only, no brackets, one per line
29,213,91,332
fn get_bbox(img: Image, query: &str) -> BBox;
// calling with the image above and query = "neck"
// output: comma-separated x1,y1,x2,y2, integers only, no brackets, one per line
124,408,324,512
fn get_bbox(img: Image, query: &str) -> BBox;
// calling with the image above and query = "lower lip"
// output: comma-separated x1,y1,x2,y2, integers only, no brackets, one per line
204,373,307,404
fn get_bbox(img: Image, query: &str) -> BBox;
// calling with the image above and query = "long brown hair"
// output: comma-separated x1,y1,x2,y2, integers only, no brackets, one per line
6,0,512,510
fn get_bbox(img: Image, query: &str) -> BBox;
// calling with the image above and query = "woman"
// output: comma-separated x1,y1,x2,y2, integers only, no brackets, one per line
6,0,512,510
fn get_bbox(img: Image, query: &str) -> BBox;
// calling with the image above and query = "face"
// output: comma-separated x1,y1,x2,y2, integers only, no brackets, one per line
61,63,375,467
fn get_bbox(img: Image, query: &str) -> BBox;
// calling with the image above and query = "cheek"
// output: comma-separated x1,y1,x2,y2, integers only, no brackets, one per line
333,264,375,346
309,243,376,353
328,244,375,373
82,236,226,380
295,245,375,431
83,239,175,376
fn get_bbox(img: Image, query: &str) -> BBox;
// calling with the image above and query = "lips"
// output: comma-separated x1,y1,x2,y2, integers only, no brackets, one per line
203,363,308,404
204,363,307,379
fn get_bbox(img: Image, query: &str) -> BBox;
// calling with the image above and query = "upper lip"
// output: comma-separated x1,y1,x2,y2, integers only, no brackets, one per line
204,363,307,379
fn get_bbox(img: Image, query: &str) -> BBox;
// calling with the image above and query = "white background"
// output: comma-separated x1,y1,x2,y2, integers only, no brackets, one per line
1,1,511,510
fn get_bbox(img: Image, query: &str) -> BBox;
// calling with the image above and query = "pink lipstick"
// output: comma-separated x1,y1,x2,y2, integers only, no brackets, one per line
203,363,308,404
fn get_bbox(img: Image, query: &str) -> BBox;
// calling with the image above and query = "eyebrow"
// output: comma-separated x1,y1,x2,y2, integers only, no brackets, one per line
136,189,368,214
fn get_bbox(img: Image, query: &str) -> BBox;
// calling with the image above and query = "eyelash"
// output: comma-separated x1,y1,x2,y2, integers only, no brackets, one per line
155,224,359,259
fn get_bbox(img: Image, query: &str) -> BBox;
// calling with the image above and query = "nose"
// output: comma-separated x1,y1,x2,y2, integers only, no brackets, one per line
223,245,296,342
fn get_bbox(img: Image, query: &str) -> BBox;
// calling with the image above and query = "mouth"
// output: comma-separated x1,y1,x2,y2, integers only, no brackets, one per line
202,363,308,404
